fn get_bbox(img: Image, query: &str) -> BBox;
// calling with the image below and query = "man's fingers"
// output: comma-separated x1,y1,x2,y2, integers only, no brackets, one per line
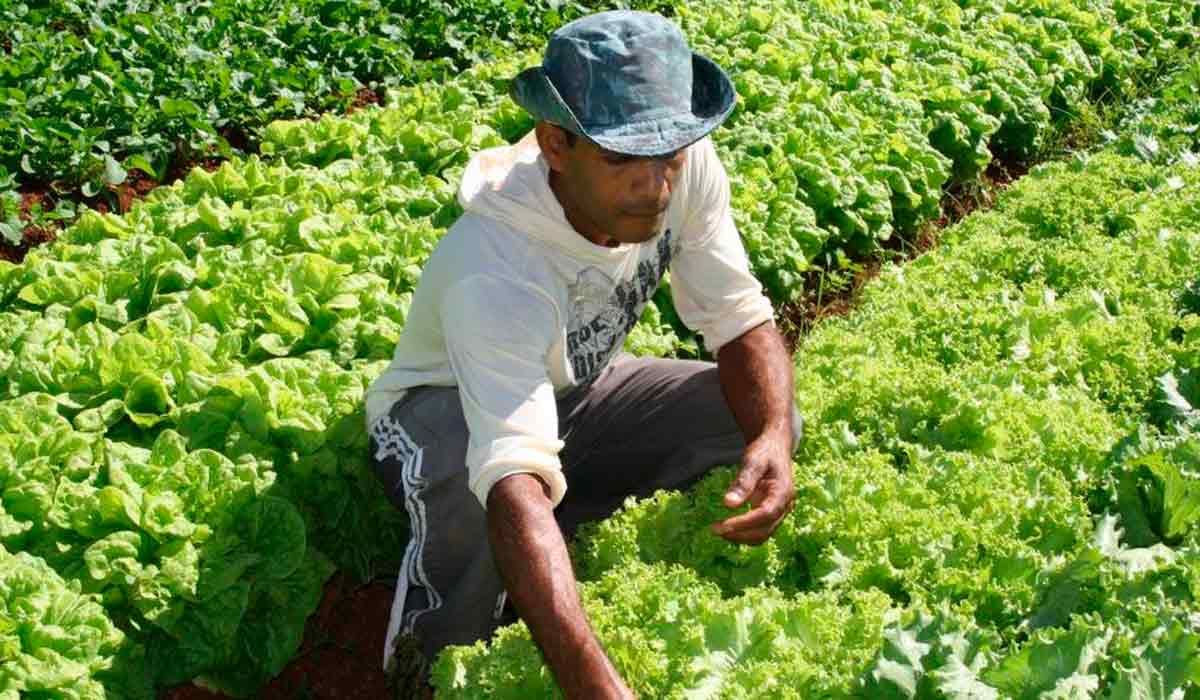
724,450,769,508
711,498,786,535
711,501,787,545
712,482,792,538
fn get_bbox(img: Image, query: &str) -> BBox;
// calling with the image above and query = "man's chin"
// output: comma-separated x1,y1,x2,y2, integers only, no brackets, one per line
616,217,665,243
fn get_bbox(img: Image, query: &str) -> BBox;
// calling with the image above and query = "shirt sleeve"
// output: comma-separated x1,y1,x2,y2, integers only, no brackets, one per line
670,138,776,355
441,274,568,509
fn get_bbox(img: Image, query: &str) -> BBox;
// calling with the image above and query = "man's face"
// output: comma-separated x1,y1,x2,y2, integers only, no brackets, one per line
537,122,687,246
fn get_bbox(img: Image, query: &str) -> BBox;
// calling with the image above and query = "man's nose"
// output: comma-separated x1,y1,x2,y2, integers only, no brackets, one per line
633,159,673,204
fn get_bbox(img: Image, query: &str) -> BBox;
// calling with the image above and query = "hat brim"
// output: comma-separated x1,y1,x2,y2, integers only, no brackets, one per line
510,52,737,157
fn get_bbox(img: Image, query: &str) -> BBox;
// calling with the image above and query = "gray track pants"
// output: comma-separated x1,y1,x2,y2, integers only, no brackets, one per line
367,352,802,674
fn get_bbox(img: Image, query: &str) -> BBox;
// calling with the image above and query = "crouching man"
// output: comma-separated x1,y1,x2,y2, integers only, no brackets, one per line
365,10,802,698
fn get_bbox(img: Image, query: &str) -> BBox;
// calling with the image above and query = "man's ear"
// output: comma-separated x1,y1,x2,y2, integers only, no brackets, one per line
535,121,570,173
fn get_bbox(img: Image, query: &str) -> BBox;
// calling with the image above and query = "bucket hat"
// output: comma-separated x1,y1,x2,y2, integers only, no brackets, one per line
510,10,737,157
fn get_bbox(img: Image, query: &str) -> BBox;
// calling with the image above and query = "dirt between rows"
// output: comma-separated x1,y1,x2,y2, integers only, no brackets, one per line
163,573,397,700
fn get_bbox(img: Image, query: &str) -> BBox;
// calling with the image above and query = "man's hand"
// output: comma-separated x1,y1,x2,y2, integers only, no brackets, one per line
714,321,798,545
711,430,795,544
487,473,635,700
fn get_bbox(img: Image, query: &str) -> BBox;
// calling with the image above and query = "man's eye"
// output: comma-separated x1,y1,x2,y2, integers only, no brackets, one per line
605,153,635,165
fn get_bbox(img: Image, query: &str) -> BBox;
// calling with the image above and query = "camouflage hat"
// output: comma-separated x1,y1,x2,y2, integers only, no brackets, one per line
510,10,736,157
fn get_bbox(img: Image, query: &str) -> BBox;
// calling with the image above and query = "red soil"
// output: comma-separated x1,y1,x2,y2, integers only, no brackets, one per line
163,573,397,700
347,87,383,114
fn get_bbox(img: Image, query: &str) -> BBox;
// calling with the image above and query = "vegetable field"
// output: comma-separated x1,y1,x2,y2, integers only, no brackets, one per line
1,0,1198,698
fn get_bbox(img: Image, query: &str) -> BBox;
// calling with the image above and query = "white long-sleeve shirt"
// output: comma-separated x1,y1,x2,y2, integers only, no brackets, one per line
364,132,774,508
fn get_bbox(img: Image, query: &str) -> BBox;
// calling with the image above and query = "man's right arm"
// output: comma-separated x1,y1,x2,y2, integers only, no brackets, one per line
441,275,630,694
487,473,634,700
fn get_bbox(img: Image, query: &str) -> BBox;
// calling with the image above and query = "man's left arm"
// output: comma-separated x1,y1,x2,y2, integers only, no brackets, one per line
712,320,796,545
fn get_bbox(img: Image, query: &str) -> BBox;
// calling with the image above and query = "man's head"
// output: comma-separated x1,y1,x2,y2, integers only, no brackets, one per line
511,11,735,245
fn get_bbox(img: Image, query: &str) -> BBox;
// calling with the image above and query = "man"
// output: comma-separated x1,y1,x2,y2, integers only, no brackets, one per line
365,10,801,698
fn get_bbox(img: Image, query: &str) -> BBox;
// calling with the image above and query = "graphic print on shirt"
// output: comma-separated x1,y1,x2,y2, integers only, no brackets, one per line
566,229,674,384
